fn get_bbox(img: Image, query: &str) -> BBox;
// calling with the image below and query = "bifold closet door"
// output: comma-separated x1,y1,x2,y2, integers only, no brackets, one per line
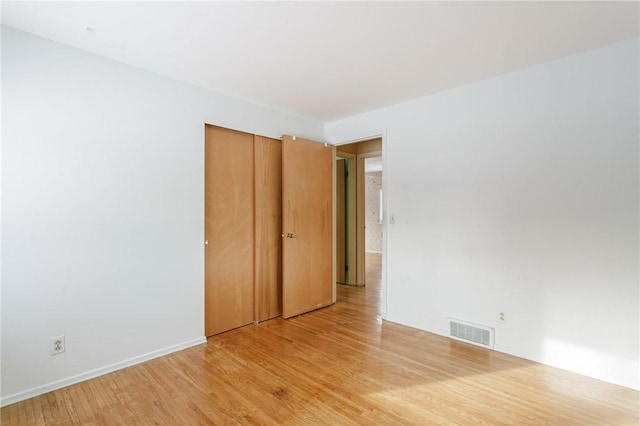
282,135,334,318
204,125,255,336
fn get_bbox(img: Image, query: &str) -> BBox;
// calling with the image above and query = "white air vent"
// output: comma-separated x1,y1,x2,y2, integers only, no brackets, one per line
449,318,494,349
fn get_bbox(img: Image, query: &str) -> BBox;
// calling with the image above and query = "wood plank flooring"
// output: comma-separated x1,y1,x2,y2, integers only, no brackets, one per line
2,253,639,424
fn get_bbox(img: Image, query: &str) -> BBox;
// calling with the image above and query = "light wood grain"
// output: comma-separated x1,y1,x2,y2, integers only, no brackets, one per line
254,135,282,322
204,125,255,336
282,135,334,318
3,257,638,425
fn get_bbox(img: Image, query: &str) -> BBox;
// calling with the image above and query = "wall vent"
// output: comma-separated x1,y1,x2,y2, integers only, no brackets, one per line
449,318,494,349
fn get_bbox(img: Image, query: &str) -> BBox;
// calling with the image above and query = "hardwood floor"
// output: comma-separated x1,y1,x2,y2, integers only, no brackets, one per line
2,255,638,424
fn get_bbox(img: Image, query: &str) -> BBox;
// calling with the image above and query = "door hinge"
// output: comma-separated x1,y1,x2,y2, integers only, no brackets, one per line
345,265,349,272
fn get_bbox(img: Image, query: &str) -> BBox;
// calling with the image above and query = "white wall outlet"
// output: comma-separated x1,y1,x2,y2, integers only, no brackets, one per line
497,311,507,324
50,335,65,355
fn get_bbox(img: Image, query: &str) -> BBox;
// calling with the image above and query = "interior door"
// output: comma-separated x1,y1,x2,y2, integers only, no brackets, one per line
282,135,334,318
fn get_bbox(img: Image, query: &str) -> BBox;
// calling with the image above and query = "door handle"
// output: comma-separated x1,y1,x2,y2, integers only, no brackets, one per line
204,240,209,245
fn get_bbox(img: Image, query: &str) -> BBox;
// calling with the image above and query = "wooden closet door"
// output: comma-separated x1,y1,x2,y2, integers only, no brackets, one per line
254,135,282,322
204,125,255,336
282,135,334,318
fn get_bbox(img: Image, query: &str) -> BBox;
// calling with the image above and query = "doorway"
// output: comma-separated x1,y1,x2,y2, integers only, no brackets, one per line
334,138,384,306
363,156,383,287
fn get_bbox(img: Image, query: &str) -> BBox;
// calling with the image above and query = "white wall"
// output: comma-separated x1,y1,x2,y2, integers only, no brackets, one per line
1,26,323,405
326,38,639,390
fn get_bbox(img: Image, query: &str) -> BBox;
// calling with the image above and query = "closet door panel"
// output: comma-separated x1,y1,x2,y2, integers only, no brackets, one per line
254,135,283,322
205,125,255,336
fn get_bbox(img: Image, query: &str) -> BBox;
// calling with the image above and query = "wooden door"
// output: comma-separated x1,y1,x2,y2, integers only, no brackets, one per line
204,125,255,336
282,135,334,318
254,135,283,322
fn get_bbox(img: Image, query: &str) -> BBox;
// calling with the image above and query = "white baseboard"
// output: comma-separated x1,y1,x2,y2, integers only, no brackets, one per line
0,336,207,407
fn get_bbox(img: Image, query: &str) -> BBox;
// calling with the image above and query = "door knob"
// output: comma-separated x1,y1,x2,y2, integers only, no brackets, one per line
204,240,209,245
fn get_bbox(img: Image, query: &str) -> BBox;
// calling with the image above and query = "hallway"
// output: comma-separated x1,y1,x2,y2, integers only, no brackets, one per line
337,252,382,318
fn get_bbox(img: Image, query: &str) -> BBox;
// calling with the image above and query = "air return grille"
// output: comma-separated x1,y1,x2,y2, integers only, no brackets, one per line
449,318,494,349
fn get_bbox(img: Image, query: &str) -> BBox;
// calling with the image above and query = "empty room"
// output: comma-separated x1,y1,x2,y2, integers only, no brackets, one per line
1,1,638,424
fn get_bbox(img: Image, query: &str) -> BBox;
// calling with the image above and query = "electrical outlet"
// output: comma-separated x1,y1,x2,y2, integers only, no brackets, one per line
497,311,507,324
50,335,65,355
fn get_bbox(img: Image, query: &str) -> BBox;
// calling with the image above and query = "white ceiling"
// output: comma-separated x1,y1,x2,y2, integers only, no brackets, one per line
2,1,638,122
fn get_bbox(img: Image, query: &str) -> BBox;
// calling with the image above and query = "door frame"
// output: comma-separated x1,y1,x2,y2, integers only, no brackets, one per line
333,132,387,318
